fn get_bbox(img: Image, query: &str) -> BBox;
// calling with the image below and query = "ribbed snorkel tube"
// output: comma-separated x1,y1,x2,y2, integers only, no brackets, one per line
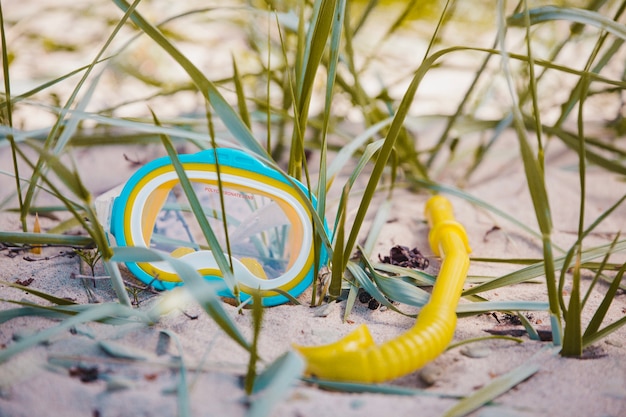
293,195,471,383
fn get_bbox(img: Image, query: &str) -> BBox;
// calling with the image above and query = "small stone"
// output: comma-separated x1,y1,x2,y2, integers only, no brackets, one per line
312,303,336,317
605,339,623,348
460,345,492,358
419,363,444,386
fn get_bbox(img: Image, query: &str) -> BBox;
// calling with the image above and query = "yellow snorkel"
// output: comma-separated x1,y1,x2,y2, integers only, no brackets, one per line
293,195,471,383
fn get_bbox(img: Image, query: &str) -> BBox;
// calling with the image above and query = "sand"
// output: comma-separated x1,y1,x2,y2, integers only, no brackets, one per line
1,1,626,416
1,136,625,417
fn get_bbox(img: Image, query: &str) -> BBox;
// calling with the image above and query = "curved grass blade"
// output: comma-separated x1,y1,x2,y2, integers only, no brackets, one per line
156,126,238,299
0,280,77,306
325,117,393,188
0,303,151,364
373,263,436,286
447,335,524,351
160,329,191,417
21,0,143,226
358,250,430,308
112,0,269,161
508,6,626,41
463,239,626,296
331,139,385,233
442,346,560,417
361,198,391,257
498,0,561,336
583,261,626,342
518,312,541,341
112,246,250,352
247,351,305,417
347,261,415,317
314,0,345,279
455,301,550,315
290,0,339,179
582,233,621,308
231,55,251,129
342,282,359,323
540,125,626,175
302,377,461,397
0,301,139,325
411,178,564,253
582,315,626,348
0,1,25,229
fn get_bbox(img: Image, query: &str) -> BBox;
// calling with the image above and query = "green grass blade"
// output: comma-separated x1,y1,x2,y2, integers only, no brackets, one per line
0,280,77,306
231,55,251,129
347,261,414,317
463,240,626,296
161,330,191,417
112,0,269,160
316,0,345,225
442,346,559,417
302,377,461,397
358,250,430,307
562,249,583,356
325,118,393,187
340,48,438,269
113,246,250,351
342,282,359,323
290,0,338,179
245,292,264,395
0,2,25,229
0,303,150,364
508,6,626,40
554,35,624,127
23,142,90,201
499,0,561,337
583,261,626,341
103,259,133,307
582,233,621,308
328,185,348,299
0,300,142,325
373,264,435,286
0,305,74,324
14,143,115,264
518,312,541,340
21,0,143,225
156,125,238,298
540,125,626,175
582,315,626,348
455,301,550,314
361,198,391,257
0,58,112,110
246,351,305,417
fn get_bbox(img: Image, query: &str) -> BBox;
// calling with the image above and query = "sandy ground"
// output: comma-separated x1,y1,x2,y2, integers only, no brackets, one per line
1,136,625,417
2,1,626,416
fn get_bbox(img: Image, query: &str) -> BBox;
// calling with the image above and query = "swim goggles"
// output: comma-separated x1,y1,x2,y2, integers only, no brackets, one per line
95,148,328,306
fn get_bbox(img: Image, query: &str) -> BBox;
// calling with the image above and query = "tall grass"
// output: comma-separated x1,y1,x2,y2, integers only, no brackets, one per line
1,0,626,413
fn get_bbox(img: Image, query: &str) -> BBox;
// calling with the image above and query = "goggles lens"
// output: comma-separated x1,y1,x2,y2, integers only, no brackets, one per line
145,181,302,280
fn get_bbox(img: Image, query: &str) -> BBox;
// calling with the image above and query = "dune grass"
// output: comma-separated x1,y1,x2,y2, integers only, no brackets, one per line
1,0,626,414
